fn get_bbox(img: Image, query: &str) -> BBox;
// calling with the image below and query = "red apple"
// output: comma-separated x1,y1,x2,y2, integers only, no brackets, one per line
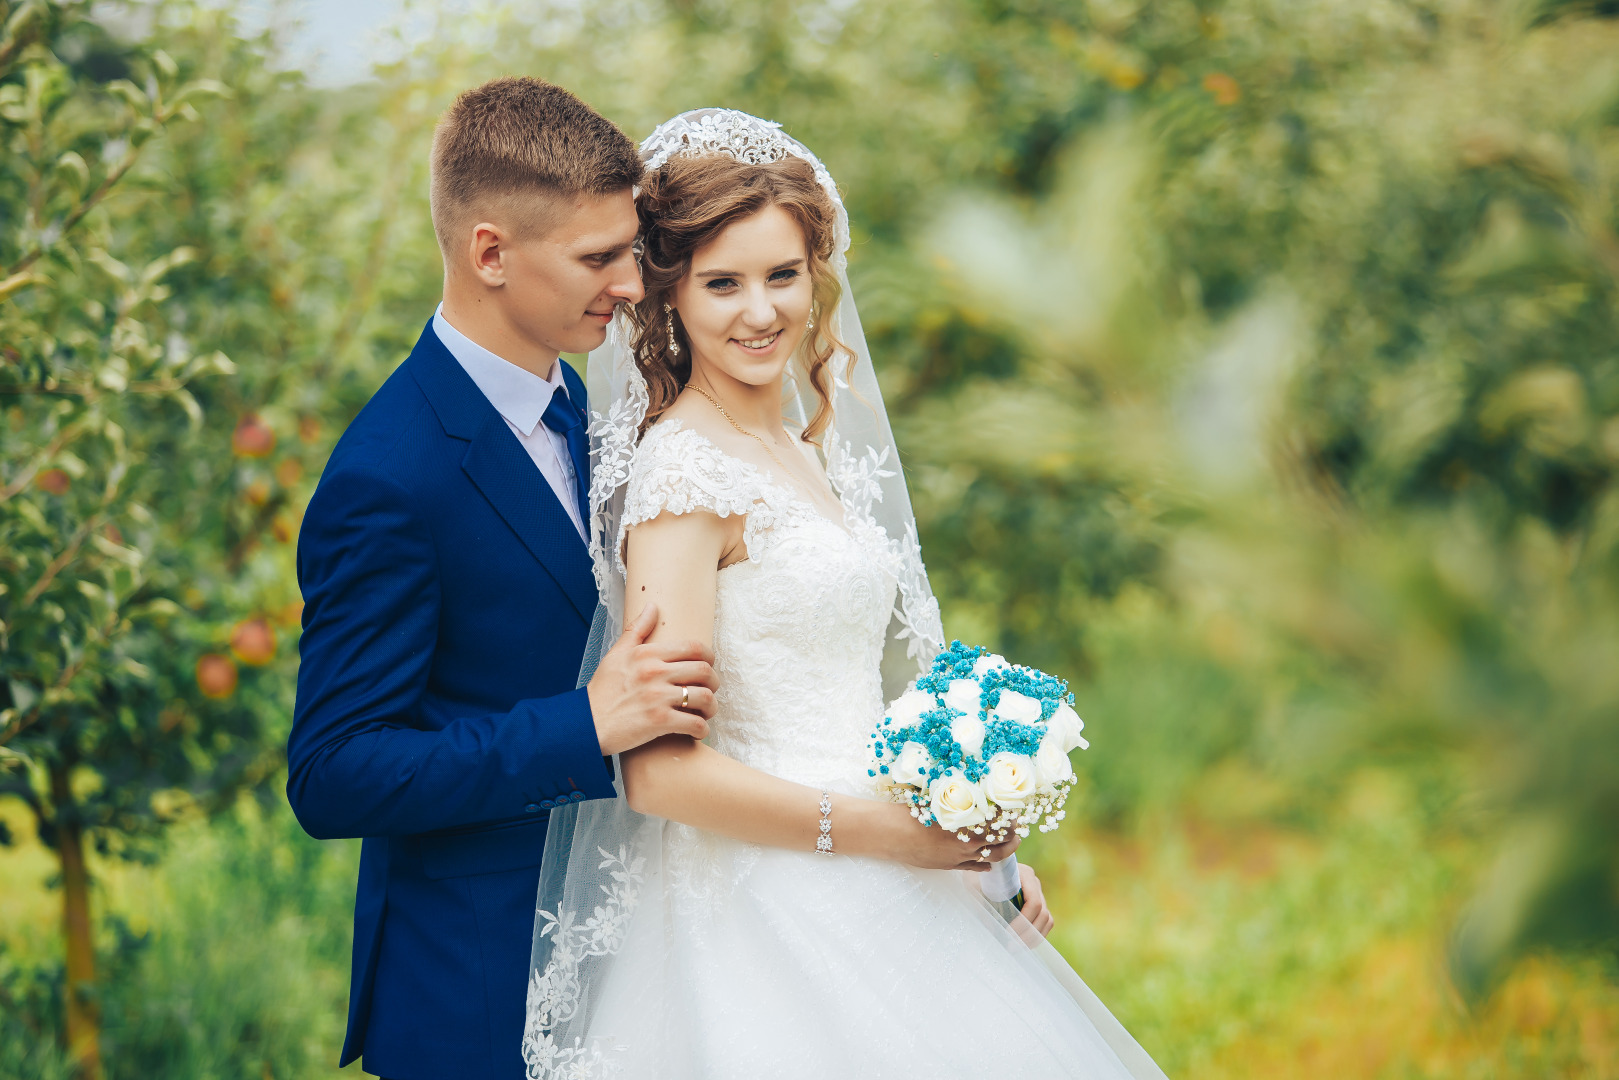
232,414,276,458
196,654,238,699
229,618,276,666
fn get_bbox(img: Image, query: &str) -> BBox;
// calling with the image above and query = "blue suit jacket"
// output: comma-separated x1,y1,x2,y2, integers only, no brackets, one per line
287,320,614,1079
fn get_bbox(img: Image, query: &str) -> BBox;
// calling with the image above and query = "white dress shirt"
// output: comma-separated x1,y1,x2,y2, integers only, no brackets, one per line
433,303,587,541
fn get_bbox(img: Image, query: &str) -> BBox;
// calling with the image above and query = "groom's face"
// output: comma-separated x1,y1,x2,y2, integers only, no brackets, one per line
484,188,644,357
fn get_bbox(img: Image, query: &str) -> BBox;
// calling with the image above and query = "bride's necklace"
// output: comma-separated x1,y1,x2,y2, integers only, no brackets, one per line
685,383,788,471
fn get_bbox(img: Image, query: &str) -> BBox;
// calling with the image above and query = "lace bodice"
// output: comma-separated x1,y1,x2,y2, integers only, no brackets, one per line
620,420,897,792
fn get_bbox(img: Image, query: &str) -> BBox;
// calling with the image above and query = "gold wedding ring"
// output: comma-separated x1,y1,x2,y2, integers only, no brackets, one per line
680,686,689,711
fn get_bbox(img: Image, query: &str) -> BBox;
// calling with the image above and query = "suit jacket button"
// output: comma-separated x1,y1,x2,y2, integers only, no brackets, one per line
524,803,542,813
540,799,556,810
570,791,585,802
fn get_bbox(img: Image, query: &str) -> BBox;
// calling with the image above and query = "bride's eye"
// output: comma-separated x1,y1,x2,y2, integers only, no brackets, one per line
703,277,738,292
769,269,800,284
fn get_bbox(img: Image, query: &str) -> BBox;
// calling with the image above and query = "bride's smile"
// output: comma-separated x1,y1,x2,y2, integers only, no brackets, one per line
733,329,779,351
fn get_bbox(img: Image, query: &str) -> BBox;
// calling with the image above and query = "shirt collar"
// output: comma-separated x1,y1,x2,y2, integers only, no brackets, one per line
433,303,568,438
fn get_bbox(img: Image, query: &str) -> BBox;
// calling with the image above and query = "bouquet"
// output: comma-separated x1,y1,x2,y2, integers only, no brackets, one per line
868,641,1089,904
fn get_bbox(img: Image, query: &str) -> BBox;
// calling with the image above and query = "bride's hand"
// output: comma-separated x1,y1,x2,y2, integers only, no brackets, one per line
1016,862,1055,937
923,822,1022,872
848,800,1022,871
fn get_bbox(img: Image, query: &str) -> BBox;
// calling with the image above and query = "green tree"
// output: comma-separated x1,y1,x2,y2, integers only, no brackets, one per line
4,2,446,1069
0,3,289,1073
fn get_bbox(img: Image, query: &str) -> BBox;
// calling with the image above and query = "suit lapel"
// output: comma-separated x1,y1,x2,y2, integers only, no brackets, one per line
406,321,598,623
460,412,597,621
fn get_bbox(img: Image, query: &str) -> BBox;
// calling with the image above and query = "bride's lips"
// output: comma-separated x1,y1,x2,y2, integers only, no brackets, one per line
731,329,783,355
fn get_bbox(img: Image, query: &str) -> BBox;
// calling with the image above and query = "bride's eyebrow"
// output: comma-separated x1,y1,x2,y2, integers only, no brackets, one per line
695,257,805,279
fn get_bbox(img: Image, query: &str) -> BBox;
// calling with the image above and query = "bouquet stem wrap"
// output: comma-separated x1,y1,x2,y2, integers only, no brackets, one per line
981,853,1022,904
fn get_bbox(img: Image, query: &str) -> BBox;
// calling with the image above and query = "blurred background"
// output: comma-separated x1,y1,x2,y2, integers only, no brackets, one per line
3,0,1617,1076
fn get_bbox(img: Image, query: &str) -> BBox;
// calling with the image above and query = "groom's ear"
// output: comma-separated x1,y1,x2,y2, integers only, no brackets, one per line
465,221,511,288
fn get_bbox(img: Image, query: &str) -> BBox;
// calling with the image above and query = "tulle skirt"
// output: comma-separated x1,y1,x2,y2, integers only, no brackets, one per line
574,828,1168,1079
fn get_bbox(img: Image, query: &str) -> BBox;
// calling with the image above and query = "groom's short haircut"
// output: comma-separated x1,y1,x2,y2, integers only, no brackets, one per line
430,76,641,256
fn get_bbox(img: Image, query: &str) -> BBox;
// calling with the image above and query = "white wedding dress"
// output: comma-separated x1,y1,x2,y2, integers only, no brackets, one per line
524,420,1168,1079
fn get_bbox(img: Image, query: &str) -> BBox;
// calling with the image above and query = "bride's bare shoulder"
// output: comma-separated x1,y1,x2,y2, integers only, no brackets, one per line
654,395,725,437
647,396,751,459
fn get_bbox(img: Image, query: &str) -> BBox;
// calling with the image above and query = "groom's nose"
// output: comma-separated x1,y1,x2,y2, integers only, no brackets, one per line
605,258,645,305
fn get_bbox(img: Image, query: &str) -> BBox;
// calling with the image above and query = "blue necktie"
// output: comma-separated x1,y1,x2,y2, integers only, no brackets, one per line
540,390,591,529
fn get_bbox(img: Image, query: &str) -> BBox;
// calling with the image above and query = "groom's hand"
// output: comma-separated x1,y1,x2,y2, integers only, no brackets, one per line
588,603,719,756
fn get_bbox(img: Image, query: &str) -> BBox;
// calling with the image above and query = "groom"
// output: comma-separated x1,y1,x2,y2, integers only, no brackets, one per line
288,78,718,1080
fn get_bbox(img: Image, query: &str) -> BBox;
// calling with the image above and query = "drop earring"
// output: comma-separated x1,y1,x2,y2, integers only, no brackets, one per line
664,303,680,356
806,312,815,332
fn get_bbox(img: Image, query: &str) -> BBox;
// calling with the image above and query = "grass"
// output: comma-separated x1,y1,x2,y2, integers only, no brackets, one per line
1026,766,1619,1079
0,796,358,1080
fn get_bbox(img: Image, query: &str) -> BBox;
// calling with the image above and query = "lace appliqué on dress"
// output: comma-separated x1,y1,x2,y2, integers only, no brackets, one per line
615,420,819,572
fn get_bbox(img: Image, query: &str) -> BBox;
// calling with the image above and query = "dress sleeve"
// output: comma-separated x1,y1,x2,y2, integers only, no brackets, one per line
615,422,791,571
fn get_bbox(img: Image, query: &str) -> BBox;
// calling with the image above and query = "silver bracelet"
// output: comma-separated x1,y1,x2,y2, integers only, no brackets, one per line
816,790,834,855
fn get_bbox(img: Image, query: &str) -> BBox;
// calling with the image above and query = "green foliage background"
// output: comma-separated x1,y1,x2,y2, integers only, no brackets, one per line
2,0,1618,1076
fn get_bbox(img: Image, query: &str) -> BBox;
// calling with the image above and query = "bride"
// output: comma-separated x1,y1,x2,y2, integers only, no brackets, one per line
523,110,1168,1080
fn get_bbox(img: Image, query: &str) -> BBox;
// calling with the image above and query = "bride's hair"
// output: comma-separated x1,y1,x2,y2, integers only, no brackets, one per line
630,153,848,442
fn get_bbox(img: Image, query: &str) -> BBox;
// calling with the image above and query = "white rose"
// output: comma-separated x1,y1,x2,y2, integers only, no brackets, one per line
892,741,934,787
941,678,982,719
928,770,989,831
971,653,1008,678
989,689,1043,726
1048,702,1089,752
950,712,986,759
982,752,1038,808
887,688,937,728
1034,733,1075,787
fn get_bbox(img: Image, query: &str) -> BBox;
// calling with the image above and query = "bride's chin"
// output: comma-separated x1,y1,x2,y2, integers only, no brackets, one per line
699,356,792,388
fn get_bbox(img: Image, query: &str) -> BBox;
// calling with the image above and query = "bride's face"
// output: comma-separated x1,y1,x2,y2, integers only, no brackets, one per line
671,204,813,390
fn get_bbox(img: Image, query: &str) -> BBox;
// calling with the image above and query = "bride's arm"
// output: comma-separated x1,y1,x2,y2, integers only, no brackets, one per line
619,510,1020,871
